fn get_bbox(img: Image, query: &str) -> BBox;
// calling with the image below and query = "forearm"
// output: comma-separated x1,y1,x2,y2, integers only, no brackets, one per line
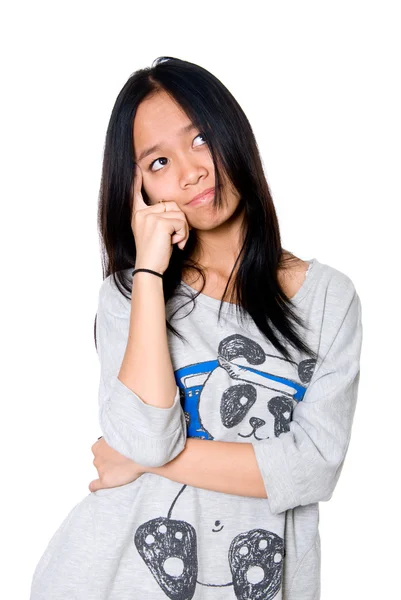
147,438,267,498
118,271,177,408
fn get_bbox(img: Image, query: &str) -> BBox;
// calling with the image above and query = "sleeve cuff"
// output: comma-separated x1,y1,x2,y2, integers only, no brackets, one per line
99,377,187,467
112,377,184,437
253,436,300,515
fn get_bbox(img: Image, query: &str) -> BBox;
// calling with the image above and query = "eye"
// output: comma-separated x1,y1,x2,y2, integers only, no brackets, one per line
149,157,168,173
193,132,207,146
148,133,207,172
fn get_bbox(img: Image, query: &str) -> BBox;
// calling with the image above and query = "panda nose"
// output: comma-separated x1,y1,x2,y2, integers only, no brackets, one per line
249,417,265,429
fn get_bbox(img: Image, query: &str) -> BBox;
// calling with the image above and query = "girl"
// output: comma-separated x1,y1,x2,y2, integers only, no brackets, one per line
30,56,362,600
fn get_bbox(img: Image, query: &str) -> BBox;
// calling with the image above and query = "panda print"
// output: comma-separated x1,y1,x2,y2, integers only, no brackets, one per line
135,484,285,599
176,333,316,442
134,333,316,598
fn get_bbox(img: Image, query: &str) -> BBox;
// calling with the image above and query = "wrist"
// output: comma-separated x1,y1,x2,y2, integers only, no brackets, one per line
146,465,162,475
132,269,164,278
133,260,164,276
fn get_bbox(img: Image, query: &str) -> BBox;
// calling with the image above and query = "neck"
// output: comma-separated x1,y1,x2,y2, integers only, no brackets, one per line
190,207,246,275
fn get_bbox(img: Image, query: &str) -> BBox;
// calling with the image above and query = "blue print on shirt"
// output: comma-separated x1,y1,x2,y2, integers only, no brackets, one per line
174,333,315,440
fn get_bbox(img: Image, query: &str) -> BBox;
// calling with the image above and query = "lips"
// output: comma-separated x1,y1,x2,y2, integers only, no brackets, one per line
187,187,215,206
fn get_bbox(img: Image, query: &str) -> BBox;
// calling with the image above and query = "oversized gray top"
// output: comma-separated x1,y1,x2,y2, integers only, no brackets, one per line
30,257,363,600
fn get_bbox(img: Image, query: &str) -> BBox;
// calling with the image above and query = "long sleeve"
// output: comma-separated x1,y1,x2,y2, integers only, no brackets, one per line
95,275,187,467
252,281,363,515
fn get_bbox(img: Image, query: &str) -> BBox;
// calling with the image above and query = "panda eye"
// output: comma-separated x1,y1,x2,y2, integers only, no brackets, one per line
221,385,257,428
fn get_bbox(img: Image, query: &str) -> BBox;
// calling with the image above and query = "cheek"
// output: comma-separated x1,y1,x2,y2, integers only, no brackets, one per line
143,176,174,204
141,179,158,204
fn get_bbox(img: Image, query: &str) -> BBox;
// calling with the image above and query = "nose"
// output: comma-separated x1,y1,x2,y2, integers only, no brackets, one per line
249,417,266,430
178,154,208,188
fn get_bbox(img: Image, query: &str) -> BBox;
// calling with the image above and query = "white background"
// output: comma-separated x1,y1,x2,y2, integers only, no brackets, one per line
1,1,399,598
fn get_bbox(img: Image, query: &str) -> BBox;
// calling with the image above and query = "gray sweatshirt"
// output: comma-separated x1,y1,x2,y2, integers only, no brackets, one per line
30,257,363,600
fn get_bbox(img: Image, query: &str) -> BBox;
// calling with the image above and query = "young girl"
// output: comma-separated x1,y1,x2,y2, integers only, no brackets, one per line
30,56,362,600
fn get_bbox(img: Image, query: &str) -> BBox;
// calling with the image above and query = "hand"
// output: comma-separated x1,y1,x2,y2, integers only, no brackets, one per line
88,437,146,493
131,164,191,275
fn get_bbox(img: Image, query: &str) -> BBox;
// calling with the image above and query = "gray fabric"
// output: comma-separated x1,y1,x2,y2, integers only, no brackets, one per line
30,258,362,599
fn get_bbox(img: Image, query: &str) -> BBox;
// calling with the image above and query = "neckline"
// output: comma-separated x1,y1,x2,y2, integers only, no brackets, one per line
179,258,321,310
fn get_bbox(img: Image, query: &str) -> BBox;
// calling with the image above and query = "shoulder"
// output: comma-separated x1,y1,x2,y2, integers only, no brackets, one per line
282,252,357,295
310,259,362,346
289,259,311,293
316,259,358,301
280,253,359,314
98,269,132,316
278,256,313,299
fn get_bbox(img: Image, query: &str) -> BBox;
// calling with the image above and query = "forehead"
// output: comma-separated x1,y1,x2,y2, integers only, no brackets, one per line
133,91,191,150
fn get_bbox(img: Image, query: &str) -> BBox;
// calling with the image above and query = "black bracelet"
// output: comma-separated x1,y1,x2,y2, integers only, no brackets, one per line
132,268,163,278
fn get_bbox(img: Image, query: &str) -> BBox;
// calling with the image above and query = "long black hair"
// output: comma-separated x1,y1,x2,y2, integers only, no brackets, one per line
95,56,317,363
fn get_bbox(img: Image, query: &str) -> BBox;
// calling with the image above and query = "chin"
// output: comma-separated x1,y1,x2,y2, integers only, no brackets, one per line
190,213,232,231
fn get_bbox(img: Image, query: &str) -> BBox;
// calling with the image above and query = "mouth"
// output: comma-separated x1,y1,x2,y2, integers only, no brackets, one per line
187,187,216,207
238,430,269,441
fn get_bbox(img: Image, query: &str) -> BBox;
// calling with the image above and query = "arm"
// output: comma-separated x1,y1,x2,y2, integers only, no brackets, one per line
148,438,267,498
252,284,363,514
118,270,177,409
149,281,362,516
96,272,186,467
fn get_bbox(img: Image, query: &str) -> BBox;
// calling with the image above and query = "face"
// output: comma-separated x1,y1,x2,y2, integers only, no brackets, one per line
133,90,242,230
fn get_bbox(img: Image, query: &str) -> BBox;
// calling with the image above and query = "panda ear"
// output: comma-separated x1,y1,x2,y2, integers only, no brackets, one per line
298,358,317,384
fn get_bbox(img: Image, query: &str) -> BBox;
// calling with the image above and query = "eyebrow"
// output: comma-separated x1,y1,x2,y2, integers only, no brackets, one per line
136,123,198,163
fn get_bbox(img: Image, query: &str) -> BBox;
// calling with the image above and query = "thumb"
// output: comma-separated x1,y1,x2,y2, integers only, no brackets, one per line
88,479,101,493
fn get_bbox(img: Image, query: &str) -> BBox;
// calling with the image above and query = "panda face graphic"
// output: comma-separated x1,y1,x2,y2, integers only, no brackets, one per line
194,333,316,443
199,363,295,442
176,333,315,443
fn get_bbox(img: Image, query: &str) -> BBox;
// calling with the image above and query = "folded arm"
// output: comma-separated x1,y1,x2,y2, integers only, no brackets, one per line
147,437,267,498
96,276,187,468
149,284,363,516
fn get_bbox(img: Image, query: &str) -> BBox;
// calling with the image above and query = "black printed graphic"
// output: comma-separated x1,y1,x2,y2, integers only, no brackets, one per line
135,516,197,600
230,529,285,600
268,396,293,437
134,486,285,599
134,333,316,598
221,384,257,428
174,333,316,441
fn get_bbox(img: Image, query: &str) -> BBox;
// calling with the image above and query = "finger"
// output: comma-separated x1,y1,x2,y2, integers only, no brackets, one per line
156,211,190,247
131,165,165,215
91,436,104,453
160,204,192,245
88,479,101,493
159,216,190,248
131,164,148,213
159,215,190,241
152,210,189,219
158,201,192,230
